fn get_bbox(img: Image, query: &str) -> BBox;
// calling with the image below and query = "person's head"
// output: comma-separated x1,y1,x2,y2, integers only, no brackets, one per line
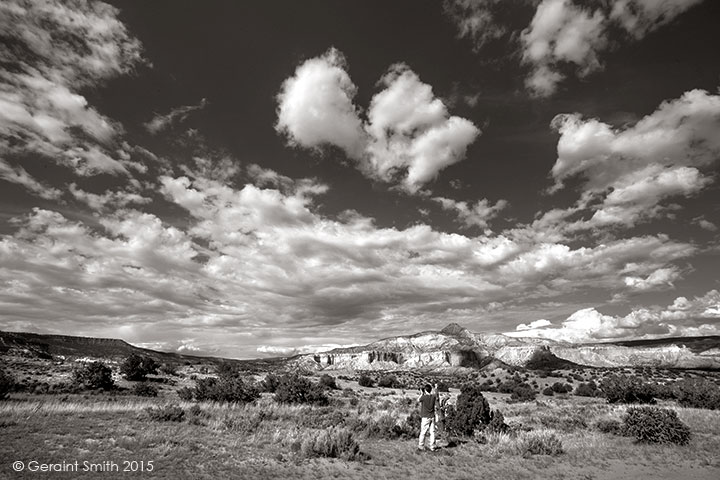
423,384,432,393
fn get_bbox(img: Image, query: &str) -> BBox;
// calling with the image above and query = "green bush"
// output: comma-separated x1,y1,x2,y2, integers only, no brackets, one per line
262,373,281,393
120,354,159,381
445,383,491,437
358,374,374,387
274,373,328,405
671,378,720,410
177,386,194,401
574,381,600,397
319,374,338,390
72,361,114,391
623,407,690,445
132,382,158,397
510,384,537,402
488,409,509,433
147,404,185,422
542,386,554,396
600,375,655,404
194,374,260,403
377,374,398,388
551,382,572,394
0,370,16,399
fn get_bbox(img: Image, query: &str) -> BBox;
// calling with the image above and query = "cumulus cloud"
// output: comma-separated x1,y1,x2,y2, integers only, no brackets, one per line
0,0,145,188
276,50,480,193
145,98,208,134
433,196,508,229
516,319,552,331
509,289,720,342
547,89,720,228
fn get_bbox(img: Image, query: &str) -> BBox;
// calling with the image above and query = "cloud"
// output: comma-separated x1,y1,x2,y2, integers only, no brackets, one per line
445,0,705,96
276,50,480,193
547,89,720,228
68,183,152,211
433,196,508,229
623,266,680,292
145,98,208,134
0,0,145,180
508,289,720,342
516,319,552,331
0,159,62,200
275,48,366,159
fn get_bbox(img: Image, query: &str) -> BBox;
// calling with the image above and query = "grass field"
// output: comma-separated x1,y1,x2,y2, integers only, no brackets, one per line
2,380,719,480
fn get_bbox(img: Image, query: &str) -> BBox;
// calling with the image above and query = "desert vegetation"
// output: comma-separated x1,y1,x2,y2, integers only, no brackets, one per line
2,353,720,479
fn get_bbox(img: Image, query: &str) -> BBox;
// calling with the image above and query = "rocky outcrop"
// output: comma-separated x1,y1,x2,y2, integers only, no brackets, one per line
297,324,720,371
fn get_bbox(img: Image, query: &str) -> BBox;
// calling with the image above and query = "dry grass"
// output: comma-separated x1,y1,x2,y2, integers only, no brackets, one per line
2,389,720,480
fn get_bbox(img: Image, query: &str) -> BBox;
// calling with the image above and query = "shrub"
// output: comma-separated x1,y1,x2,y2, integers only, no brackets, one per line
319,374,338,390
377,374,398,388
262,373,281,393
358,374,374,387
177,386,194,401
0,371,15,399
299,427,363,461
72,361,114,391
147,404,185,422
194,374,260,403
488,409,508,434
671,378,720,410
551,382,572,394
574,381,599,397
623,407,690,445
274,374,328,405
510,385,537,402
542,386,554,396
120,354,159,381
600,375,655,404
445,383,491,437
518,431,564,456
594,419,625,435
159,363,178,376
133,382,158,397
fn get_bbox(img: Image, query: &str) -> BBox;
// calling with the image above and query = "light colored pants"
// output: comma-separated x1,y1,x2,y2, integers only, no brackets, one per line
418,417,435,449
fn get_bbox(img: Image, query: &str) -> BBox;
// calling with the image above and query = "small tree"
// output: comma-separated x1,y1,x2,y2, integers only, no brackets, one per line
73,361,114,390
0,370,15,399
377,374,398,388
623,407,690,445
358,374,374,388
120,354,159,381
445,383,491,437
600,375,655,404
319,374,338,390
274,373,328,405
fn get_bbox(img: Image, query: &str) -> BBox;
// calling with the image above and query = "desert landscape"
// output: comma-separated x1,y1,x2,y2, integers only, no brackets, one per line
2,326,719,479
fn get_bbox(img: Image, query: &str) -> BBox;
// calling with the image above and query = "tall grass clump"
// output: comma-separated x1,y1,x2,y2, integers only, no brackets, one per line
516,430,564,456
300,427,363,460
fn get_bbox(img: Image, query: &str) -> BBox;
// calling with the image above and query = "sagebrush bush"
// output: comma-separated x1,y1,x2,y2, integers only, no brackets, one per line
72,361,114,391
147,404,185,422
0,370,16,399
377,374,398,388
176,386,194,401
594,418,625,435
120,354,159,381
600,375,655,404
445,383,491,437
510,385,537,402
623,407,690,445
274,373,328,405
517,431,564,456
132,382,158,397
299,427,363,461
574,381,599,397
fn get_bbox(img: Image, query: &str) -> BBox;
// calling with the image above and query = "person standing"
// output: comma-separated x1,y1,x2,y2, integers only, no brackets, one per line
417,383,437,451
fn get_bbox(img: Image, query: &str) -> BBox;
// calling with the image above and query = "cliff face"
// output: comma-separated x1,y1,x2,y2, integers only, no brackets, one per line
297,324,720,371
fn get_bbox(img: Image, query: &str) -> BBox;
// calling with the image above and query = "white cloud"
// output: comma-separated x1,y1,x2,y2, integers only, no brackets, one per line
275,48,366,159
68,183,151,211
516,319,552,331
610,0,705,38
443,0,510,50
623,266,680,292
145,98,208,134
509,289,720,342
433,196,508,229
276,51,480,193
0,0,145,180
0,159,62,200
547,89,720,228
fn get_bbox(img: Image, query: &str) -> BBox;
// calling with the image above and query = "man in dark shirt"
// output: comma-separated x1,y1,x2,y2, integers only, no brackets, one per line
417,383,437,451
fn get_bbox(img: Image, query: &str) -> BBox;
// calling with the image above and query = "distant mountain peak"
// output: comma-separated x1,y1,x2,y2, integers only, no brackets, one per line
440,323,470,336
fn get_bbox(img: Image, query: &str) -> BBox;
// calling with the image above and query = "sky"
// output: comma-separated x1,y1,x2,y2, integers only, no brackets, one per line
0,0,719,359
